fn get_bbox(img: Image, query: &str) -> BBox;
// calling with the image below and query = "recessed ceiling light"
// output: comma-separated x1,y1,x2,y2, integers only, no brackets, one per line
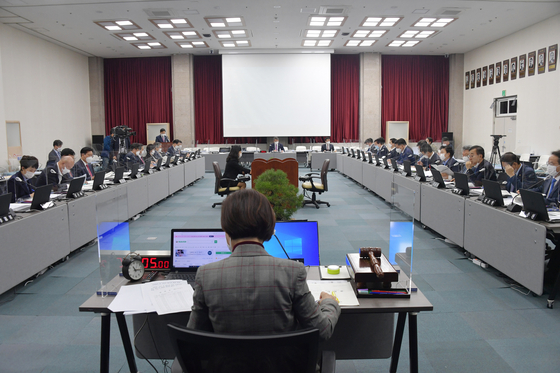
237,40,249,44
317,40,331,46
413,17,455,27
218,34,231,38
360,40,375,46
226,17,242,23
211,22,226,27
171,19,187,24
123,36,138,41
311,17,326,22
223,43,235,47
231,30,245,35
138,46,151,49
105,26,121,31
148,42,161,46
134,33,148,37
115,21,132,26
158,24,173,29
180,44,193,48
360,16,401,28
183,31,196,36
170,35,184,39
304,40,317,46
192,41,204,45
346,40,360,46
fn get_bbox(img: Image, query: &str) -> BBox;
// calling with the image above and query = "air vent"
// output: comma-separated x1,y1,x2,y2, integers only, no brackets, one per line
300,8,318,14
342,32,349,36
318,6,348,15
203,33,211,38
437,8,463,16
144,9,176,17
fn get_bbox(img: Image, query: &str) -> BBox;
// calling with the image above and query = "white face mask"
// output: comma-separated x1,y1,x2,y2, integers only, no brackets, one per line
326,141,330,144
546,164,558,177
24,170,35,179
238,152,242,159
62,167,70,175
175,145,181,150
150,150,155,156
274,141,278,145
85,156,94,164
439,153,446,161
396,148,402,154
463,156,469,162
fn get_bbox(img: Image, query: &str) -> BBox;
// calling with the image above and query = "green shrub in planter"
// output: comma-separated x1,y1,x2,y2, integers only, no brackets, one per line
254,169,303,221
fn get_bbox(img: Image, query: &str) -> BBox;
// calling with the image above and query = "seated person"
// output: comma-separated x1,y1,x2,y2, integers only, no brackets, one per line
222,145,251,190
442,137,453,149
396,138,415,164
125,143,145,167
364,138,374,153
47,139,63,168
72,147,95,181
188,189,340,345
374,137,388,158
269,137,285,152
415,140,427,162
500,152,539,193
155,128,170,143
36,148,75,191
167,139,183,158
440,146,459,177
152,142,163,160
542,151,560,205
321,137,335,152
463,145,497,186
387,138,399,159
143,144,158,169
7,155,39,202
426,137,438,152
417,143,441,169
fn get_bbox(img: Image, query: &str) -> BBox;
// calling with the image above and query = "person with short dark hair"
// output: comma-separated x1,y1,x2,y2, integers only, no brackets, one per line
47,140,64,167
36,148,75,191
155,128,170,143
500,152,539,193
387,138,399,159
396,138,415,164
188,189,341,352
374,137,388,157
222,145,251,189
7,155,39,202
321,137,334,152
152,142,163,160
426,137,439,152
442,137,452,148
541,151,560,205
364,138,374,153
464,145,497,186
72,146,95,181
269,137,285,153
417,143,441,169
126,143,144,167
143,144,158,169
439,146,459,177
167,139,183,157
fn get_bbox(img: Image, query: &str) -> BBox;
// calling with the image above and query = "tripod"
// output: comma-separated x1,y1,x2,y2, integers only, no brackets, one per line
488,135,505,171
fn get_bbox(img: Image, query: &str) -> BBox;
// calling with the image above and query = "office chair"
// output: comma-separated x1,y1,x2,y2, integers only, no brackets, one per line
300,159,330,209
211,161,240,208
167,324,336,373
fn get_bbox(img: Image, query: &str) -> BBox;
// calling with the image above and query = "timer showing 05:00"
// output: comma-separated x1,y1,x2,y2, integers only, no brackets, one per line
141,257,170,270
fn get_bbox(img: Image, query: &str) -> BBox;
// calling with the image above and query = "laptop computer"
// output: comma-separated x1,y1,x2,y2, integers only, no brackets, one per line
166,229,232,284
414,165,427,182
402,161,412,177
66,176,86,198
519,189,560,222
481,179,506,206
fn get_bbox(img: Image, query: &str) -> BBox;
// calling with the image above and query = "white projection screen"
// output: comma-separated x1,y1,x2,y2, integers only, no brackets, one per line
222,54,331,137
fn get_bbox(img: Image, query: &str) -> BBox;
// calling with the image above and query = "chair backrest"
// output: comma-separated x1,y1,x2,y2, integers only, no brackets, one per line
312,145,322,152
295,146,307,151
212,161,222,194
519,153,531,162
246,146,257,152
320,159,330,191
538,154,550,168
167,324,320,373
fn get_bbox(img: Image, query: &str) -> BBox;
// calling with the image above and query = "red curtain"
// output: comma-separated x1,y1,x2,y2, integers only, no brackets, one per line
381,55,449,142
104,57,173,144
330,54,360,143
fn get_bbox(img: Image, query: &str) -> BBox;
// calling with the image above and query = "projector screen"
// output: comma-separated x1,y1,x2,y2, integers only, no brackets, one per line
222,54,331,137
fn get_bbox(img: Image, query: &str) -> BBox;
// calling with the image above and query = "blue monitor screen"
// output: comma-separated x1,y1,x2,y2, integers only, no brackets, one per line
97,221,131,252
388,221,414,265
263,221,320,265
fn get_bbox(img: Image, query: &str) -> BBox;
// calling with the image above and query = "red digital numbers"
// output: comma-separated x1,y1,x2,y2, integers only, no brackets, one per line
141,257,170,269
142,258,149,268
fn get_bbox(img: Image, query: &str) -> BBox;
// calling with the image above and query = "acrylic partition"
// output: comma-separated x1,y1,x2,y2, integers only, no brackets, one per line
389,182,415,293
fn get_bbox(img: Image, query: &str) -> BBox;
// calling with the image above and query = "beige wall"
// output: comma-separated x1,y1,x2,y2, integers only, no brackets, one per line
171,54,195,147
463,14,560,156
0,23,91,168
360,52,382,144
448,54,465,150
89,57,105,137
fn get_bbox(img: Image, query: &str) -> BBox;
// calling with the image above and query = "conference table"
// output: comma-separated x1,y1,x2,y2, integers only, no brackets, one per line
310,152,338,170
80,267,432,373
335,153,553,296
0,157,205,295
202,151,309,172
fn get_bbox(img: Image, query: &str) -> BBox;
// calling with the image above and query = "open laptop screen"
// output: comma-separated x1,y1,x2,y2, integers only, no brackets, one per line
263,221,320,265
171,229,231,270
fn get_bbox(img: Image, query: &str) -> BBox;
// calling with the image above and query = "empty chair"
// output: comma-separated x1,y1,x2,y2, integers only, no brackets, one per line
211,161,240,208
300,159,330,209
296,146,307,151
312,145,322,152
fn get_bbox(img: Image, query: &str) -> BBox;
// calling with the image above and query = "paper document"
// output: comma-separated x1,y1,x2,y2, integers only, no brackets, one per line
10,203,30,212
433,165,454,176
318,266,351,280
424,170,433,178
306,280,359,306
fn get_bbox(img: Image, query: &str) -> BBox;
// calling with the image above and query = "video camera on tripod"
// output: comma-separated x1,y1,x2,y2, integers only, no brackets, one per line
113,126,136,138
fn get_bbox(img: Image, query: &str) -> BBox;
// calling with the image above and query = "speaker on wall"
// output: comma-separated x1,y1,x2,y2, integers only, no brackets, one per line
442,132,453,140
92,135,104,145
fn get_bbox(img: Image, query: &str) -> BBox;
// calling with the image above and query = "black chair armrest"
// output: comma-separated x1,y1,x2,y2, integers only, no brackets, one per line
237,175,250,182
321,350,336,373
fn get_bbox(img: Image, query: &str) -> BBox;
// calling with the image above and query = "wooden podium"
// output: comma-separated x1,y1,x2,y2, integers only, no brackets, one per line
251,158,299,189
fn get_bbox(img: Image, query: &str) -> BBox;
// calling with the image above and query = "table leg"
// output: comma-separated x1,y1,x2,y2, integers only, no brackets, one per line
408,312,419,373
115,312,139,373
100,313,111,373
390,312,407,373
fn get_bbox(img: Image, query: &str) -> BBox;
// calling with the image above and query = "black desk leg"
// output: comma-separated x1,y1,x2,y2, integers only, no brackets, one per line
115,312,139,373
408,312,419,373
390,312,407,373
547,271,560,309
100,313,111,373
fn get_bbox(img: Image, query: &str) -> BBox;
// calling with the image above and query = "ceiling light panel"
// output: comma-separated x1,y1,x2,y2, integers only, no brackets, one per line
359,16,402,27
351,30,387,38
149,18,193,29
95,20,141,31
163,31,202,40
387,40,421,47
301,39,333,47
175,41,209,48
413,17,456,27
219,40,252,48
131,42,167,50
305,29,339,38
307,16,347,27
204,17,245,28
344,40,377,47
213,30,249,39
115,32,155,41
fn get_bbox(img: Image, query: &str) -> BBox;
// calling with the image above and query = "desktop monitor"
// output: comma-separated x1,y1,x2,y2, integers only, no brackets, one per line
0,193,12,216
519,189,550,221
93,171,106,190
430,169,446,189
382,156,390,169
390,158,399,172
66,176,85,198
402,161,412,177
362,150,368,162
130,163,140,179
481,179,505,206
263,221,320,265
414,165,426,182
113,167,125,182
351,149,356,158
368,153,373,164
31,184,53,210
453,172,470,195
374,154,381,167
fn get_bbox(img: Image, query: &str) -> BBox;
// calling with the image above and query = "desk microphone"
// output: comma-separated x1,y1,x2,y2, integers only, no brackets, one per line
525,175,549,190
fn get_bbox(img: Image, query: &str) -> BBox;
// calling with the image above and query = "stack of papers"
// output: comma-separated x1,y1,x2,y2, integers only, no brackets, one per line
108,280,194,315
306,280,360,306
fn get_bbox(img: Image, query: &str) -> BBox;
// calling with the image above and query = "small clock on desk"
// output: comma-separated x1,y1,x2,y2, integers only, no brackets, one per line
121,253,145,281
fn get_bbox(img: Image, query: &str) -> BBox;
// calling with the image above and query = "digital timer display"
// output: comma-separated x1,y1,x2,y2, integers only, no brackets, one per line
141,256,171,270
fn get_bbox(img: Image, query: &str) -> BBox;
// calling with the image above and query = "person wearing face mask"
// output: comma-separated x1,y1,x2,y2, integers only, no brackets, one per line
125,143,144,168
439,146,459,174
72,147,95,181
387,138,399,159
188,189,340,360
268,136,285,153
222,145,251,190
7,155,39,202
143,144,158,169
155,128,170,143
374,137,388,158
36,148,75,191
417,143,441,169
167,139,183,158
441,137,453,149
321,137,334,152
426,137,438,153
395,138,415,165
463,145,497,187
152,142,163,160
542,151,560,205
363,138,374,153
47,140,63,168
500,152,539,193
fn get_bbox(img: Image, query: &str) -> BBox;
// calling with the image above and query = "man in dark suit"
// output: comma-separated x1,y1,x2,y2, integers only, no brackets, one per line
364,138,374,153
387,138,399,159
396,138,415,165
463,145,497,186
72,147,95,181
47,139,63,167
167,139,183,158
269,137,285,152
374,137,388,158
321,137,334,152
7,155,39,202
439,146,459,178
125,143,144,168
542,151,560,205
417,143,441,169
500,152,539,193
152,142,163,160
155,128,170,143
36,148,75,191
188,189,340,346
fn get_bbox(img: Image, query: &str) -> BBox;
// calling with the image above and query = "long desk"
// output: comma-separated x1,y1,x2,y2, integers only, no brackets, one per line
80,268,432,373
310,152,337,170
336,155,555,295
254,152,297,161
0,157,205,295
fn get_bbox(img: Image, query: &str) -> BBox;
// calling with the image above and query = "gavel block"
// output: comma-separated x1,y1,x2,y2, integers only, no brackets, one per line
346,250,399,287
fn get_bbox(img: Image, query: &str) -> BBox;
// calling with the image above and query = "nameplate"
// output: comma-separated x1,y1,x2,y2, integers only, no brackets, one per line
430,181,442,189
452,188,466,195
72,191,85,199
482,197,497,206
118,179,127,184
414,176,422,182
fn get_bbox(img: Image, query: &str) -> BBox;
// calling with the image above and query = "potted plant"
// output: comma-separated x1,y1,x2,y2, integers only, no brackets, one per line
254,169,303,221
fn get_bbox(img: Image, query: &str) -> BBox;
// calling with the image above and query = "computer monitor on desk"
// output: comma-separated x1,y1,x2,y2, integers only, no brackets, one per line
31,184,53,210
263,221,320,265
93,171,107,190
481,179,506,207
66,176,86,198
129,163,140,179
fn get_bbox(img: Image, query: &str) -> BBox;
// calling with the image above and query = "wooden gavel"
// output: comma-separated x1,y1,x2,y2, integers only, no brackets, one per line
360,247,384,279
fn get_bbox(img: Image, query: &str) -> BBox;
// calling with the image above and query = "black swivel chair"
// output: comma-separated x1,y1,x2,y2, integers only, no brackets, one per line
300,159,330,209
211,161,241,208
167,324,336,373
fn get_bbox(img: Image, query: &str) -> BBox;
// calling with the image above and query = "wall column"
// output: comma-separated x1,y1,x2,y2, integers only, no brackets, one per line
171,54,195,147
448,54,465,149
88,57,105,138
360,52,382,144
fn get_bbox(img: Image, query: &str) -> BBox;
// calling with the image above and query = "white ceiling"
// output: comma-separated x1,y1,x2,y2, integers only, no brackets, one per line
1,0,559,58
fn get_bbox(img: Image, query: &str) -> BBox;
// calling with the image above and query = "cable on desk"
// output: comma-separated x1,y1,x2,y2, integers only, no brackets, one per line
145,315,171,373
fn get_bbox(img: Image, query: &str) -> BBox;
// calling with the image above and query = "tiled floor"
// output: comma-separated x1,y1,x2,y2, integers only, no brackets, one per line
0,170,559,373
